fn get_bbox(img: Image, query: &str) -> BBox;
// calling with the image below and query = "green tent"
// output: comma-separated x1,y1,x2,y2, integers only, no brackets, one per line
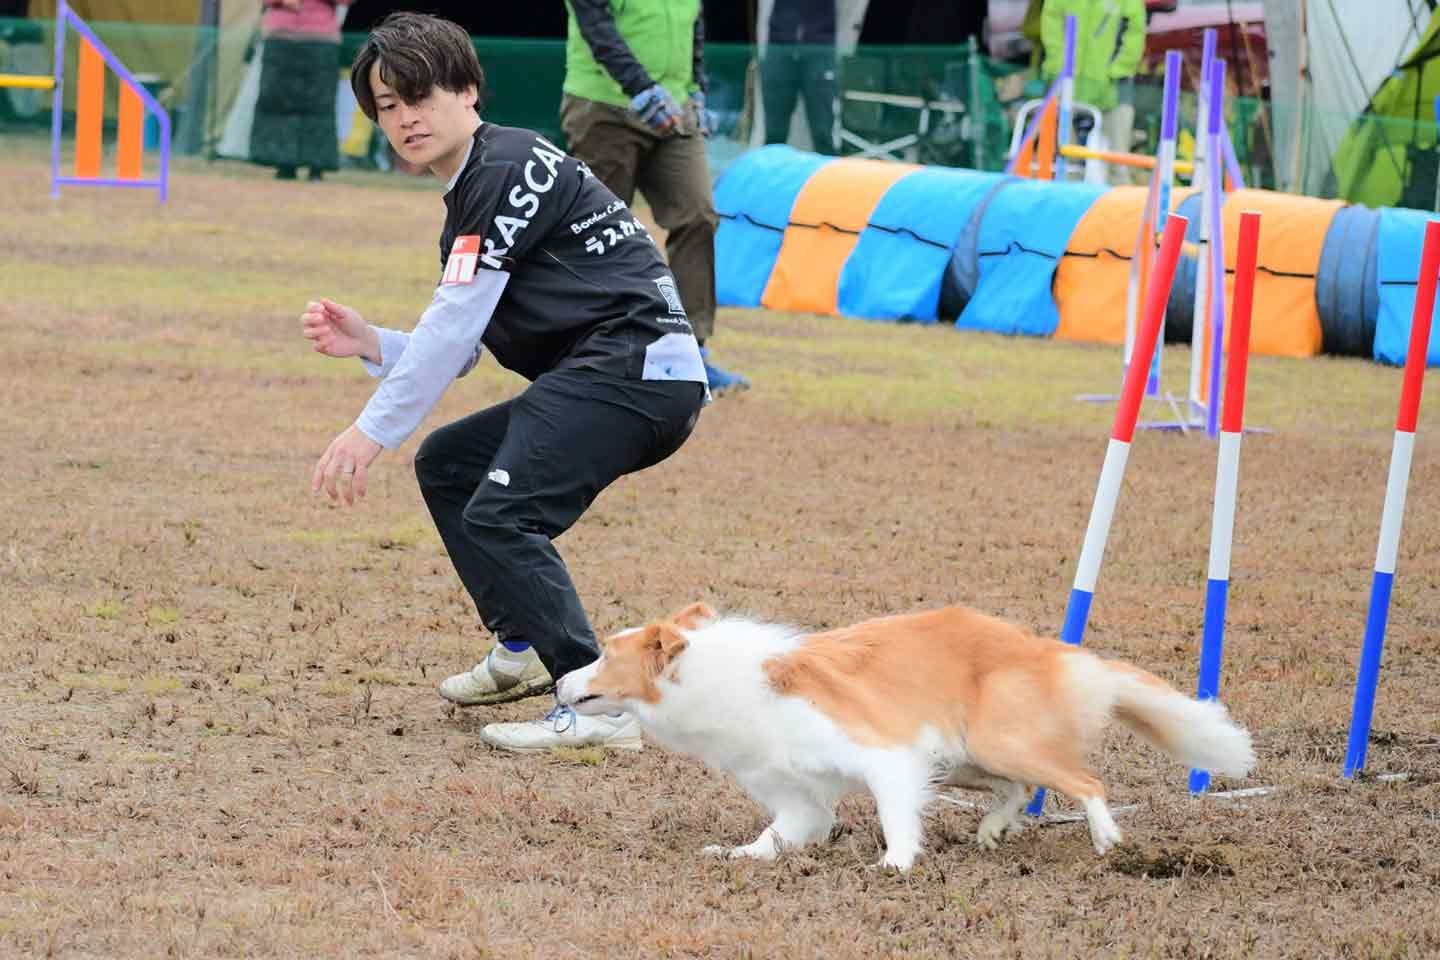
1334,10,1440,209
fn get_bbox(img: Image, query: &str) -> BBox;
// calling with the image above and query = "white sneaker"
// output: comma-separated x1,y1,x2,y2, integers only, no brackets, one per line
438,644,553,706
479,704,643,753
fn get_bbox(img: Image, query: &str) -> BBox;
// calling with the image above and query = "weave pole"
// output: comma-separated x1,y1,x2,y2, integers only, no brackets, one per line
1342,218,1440,779
1189,210,1261,794
1027,212,1190,817
1054,16,1076,181
1145,50,1182,399
1203,59,1229,439
1188,30,1219,423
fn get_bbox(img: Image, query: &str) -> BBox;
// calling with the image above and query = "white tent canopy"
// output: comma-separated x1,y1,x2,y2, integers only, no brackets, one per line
1261,0,1433,193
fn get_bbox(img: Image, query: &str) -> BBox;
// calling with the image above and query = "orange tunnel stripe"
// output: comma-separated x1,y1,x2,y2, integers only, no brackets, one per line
1053,185,1151,344
761,159,921,315
1215,189,1342,358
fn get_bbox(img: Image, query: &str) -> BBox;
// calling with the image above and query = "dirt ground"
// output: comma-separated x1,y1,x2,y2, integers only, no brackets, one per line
2,149,1439,958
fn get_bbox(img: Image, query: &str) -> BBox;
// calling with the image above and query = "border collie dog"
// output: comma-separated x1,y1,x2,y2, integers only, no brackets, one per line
556,603,1254,871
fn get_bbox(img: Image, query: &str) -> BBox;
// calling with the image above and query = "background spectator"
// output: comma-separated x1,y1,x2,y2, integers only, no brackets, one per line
251,0,341,181
1041,0,1147,179
560,0,748,395
762,0,837,155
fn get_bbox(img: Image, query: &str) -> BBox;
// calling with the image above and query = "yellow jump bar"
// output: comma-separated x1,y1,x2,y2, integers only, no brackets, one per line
0,74,56,90
1059,143,1195,175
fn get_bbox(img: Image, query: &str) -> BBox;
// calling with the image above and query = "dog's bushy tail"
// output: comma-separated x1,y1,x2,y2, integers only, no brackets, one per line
1102,660,1256,778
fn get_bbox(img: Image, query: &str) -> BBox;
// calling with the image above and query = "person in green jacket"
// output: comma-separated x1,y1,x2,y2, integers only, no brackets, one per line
561,0,748,396
1041,0,1147,180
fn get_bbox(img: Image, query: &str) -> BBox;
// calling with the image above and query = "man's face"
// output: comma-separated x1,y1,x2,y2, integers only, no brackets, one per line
369,62,478,172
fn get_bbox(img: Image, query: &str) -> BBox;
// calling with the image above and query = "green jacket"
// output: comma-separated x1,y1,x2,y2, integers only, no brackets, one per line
564,0,705,109
1041,0,1146,111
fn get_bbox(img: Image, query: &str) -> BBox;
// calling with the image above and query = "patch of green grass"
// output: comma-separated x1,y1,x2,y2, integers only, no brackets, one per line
284,528,345,544
140,676,183,695
90,599,124,620
123,751,173,766
719,309,1424,435
59,673,131,693
550,746,606,766
285,518,437,550
230,675,266,693
147,606,180,625
367,524,432,551
317,678,351,698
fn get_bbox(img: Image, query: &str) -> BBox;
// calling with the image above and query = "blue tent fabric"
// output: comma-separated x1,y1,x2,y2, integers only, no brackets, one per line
941,176,1017,320
714,145,834,307
837,168,1005,323
957,180,1109,336
1316,204,1382,358
1374,207,1440,367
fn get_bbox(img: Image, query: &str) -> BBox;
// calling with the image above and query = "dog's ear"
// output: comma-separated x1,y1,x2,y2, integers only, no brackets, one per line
668,601,716,630
641,621,689,666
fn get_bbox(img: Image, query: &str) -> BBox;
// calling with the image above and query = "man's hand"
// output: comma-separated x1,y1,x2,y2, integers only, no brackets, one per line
630,85,682,135
302,298,380,363
312,424,384,507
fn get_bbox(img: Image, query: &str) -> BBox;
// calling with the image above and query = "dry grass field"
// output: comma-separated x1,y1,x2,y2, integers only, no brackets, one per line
2,145,1439,958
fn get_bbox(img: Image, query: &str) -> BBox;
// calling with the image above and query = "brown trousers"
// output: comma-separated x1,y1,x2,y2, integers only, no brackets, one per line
560,95,718,343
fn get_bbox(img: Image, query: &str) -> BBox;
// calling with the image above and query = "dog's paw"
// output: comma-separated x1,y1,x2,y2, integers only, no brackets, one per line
703,842,778,861
1090,821,1124,856
976,811,1023,850
875,848,918,872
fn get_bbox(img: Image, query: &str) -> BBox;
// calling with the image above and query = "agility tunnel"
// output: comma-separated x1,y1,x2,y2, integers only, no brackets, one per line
713,146,1440,366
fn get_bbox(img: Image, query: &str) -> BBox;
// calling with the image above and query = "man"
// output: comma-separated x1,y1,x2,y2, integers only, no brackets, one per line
560,0,748,395
302,13,707,752
762,0,837,155
1041,0,1147,177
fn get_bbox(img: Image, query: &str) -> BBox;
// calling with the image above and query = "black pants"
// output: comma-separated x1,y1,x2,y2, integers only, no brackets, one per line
414,369,704,682
762,45,838,155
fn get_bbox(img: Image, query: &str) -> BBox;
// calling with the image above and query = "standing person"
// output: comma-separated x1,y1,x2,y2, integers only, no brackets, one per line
761,0,837,155
560,0,748,396
301,13,708,752
1041,0,1147,178
251,0,341,181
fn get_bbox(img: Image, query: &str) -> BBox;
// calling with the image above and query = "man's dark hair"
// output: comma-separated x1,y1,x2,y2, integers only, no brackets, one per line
350,13,486,122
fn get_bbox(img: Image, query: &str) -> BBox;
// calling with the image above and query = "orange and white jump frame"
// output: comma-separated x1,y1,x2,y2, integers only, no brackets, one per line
0,73,57,90
1058,143,1196,176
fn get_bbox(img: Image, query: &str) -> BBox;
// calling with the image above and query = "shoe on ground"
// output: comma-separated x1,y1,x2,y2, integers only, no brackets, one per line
700,346,750,397
479,704,643,753
439,643,554,706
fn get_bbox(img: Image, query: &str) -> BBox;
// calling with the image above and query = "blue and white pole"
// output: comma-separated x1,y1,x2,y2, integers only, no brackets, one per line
1343,218,1440,779
1027,213,1191,817
1189,210,1262,794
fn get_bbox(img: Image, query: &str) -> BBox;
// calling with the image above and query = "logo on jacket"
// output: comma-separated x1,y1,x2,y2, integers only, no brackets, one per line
442,236,480,284
654,275,686,315
487,468,511,487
